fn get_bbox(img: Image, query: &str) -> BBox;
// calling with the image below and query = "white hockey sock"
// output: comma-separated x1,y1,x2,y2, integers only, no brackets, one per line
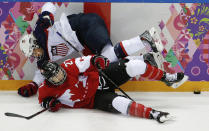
112,96,132,115
121,36,145,55
101,44,118,62
112,96,152,119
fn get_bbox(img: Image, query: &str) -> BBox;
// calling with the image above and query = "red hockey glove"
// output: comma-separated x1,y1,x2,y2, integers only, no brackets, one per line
91,55,110,70
18,82,38,97
41,97,62,112
36,11,54,29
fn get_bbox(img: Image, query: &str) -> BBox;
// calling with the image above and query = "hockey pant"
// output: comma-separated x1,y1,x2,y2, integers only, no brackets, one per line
96,58,164,93
67,13,112,55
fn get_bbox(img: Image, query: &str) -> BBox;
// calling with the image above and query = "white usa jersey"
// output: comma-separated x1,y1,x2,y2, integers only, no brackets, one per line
47,13,84,62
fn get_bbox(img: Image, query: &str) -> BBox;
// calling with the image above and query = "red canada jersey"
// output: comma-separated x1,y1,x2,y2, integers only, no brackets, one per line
38,55,99,109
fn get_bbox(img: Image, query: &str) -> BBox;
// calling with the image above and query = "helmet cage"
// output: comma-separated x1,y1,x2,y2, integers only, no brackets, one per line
41,61,67,86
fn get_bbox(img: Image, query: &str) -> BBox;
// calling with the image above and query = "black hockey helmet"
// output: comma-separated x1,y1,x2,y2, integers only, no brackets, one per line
40,61,67,86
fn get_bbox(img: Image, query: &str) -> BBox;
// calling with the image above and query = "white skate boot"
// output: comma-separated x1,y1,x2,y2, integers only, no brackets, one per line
161,72,188,88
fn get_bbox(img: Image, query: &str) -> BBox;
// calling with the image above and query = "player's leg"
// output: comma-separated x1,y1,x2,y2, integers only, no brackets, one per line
125,58,186,88
103,58,186,88
113,27,163,60
102,59,131,87
113,36,144,59
101,44,119,62
70,13,162,64
93,91,171,123
68,13,112,55
112,96,171,123
101,34,156,63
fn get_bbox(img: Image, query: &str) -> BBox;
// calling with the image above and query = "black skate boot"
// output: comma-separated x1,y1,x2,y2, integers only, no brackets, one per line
143,52,158,67
140,30,158,53
149,109,171,123
161,72,185,87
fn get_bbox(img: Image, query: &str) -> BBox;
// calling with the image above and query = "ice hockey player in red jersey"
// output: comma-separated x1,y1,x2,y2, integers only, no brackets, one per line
18,2,162,97
38,55,186,123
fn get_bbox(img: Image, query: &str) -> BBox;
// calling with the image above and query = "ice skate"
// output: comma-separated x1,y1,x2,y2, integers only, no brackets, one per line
143,52,165,70
149,109,173,123
161,72,188,88
140,27,163,53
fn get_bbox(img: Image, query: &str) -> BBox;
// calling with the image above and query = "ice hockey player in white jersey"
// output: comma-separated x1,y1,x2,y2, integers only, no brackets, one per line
18,2,164,97
38,55,184,123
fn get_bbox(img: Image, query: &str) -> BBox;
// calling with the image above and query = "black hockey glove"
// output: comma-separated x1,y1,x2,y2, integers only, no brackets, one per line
91,55,110,70
41,97,62,112
36,11,54,29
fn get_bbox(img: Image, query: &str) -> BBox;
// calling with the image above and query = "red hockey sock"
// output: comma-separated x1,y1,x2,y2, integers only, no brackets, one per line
128,102,152,119
141,63,164,80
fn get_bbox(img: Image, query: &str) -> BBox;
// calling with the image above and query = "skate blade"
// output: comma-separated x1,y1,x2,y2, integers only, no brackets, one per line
171,75,189,89
160,114,176,123
150,52,165,71
149,27,164,52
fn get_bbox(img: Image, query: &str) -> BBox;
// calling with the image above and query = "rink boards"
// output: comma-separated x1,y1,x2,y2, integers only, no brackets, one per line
0,80,208,92
1,3,209,91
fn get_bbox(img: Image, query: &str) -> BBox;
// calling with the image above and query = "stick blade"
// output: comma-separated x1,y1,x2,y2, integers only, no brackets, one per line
5,112,26,119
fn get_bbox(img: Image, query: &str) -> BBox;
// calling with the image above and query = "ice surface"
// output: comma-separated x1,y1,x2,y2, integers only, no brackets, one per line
0,91,209,131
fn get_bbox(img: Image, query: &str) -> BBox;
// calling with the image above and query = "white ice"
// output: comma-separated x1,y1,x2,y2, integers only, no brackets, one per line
0,91,209,131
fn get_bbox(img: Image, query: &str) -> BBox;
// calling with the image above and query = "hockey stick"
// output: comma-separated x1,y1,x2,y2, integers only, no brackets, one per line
98,68,135,102
5,108,47,120
56,31,83,56
56,30,135,101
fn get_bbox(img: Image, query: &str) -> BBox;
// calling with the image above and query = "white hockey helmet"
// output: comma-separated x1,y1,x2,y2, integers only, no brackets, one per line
19,34,39,57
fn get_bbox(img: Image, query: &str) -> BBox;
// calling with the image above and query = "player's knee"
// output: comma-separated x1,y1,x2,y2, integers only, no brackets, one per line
112,96,132,115
125,60,147,77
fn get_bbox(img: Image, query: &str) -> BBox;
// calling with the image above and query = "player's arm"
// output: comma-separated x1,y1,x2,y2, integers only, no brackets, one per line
17,69,42,97
36,2,56,29
62,55,109,75
38,83,62,112
33,2,56,49
41,97,62,112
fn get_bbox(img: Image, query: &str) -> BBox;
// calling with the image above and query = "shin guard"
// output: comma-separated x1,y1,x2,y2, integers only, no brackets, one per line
128,102,152,119
141,63,164,80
